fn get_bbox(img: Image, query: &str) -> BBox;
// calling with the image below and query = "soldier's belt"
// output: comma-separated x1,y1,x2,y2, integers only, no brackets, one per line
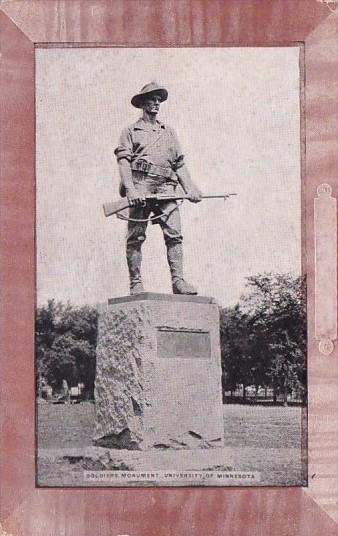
131,159,172,179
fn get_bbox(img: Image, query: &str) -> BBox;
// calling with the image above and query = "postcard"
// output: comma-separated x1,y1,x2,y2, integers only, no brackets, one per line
0,1,337,534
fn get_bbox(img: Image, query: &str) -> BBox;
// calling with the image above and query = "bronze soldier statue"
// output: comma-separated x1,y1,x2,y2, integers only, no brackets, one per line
114,82,203,295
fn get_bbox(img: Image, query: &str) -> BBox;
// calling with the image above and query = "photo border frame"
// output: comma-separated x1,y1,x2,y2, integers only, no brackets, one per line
0,1,337,534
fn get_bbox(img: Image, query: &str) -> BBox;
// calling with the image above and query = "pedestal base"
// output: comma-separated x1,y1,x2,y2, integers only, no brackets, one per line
94,294,224,450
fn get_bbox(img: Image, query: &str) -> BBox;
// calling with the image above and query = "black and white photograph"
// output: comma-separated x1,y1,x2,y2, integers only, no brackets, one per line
35,46,306,487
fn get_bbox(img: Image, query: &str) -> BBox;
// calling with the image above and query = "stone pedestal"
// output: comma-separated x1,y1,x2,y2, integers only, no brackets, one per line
94,293,224,450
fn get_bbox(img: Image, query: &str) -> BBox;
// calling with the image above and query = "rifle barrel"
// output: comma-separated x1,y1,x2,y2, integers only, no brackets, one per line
145,194,237,200
201,194,237,198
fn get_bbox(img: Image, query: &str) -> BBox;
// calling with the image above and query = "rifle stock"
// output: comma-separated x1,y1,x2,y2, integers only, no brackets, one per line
103,194,187,218
103,193,236,218
103,198,130,217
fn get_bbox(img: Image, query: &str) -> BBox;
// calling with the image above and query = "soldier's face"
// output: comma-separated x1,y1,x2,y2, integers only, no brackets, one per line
142,93,162,115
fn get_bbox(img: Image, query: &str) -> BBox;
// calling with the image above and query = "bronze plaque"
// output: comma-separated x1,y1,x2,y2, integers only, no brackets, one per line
157,328,211,358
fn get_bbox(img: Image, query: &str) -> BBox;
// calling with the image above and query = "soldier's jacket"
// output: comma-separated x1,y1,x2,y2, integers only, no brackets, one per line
114,118,185,180
112,90,194,293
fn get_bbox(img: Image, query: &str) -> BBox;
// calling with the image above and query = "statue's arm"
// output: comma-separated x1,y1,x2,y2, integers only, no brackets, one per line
117,158,136,195
170,128,202,203
114,128,145,205
176,166,202,203
117,159,146,206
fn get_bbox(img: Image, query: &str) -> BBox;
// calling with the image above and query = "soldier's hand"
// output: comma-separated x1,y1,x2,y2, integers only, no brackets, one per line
187,188,203,203
126,188,146,207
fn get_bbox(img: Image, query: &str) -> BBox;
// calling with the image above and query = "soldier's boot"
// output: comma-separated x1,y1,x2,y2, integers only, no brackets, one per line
126,245,145,295
166,242,197,295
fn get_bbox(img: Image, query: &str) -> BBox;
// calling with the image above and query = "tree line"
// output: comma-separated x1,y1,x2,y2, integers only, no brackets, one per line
36,301,98,399
36,272,306,404
220,273,306,404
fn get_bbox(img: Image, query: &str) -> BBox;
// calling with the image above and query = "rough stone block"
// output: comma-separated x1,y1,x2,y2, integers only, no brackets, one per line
94,294,224,450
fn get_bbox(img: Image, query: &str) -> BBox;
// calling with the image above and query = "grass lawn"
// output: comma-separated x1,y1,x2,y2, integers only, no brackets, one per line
38,402,304,450
223,404,305,449
37,402,307,486
38,401,95,449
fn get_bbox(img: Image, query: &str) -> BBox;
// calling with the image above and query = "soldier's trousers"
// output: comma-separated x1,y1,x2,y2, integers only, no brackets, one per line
126,200,183,286
127,200,183,246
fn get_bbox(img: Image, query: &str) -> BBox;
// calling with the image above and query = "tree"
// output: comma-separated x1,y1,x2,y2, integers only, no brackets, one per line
35,301,98,397
220,306,255,400
220,272,307,404
242,273,306,404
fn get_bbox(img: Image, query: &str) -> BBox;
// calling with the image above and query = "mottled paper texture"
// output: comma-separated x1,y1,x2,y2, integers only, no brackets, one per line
0,1,337,535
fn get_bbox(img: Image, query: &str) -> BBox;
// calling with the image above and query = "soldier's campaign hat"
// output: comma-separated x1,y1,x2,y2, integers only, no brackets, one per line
131,81,168,108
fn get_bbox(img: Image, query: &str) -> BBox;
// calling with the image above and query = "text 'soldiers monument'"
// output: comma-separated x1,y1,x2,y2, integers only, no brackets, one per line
94,82,226,450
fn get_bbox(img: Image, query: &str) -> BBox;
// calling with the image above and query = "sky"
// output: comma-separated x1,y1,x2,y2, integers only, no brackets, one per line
36,47,301,307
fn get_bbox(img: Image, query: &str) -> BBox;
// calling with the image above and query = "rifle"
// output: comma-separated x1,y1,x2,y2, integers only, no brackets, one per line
103,193,237,218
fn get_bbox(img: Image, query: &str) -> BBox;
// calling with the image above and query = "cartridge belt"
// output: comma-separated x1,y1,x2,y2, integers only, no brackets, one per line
131,159,172,179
